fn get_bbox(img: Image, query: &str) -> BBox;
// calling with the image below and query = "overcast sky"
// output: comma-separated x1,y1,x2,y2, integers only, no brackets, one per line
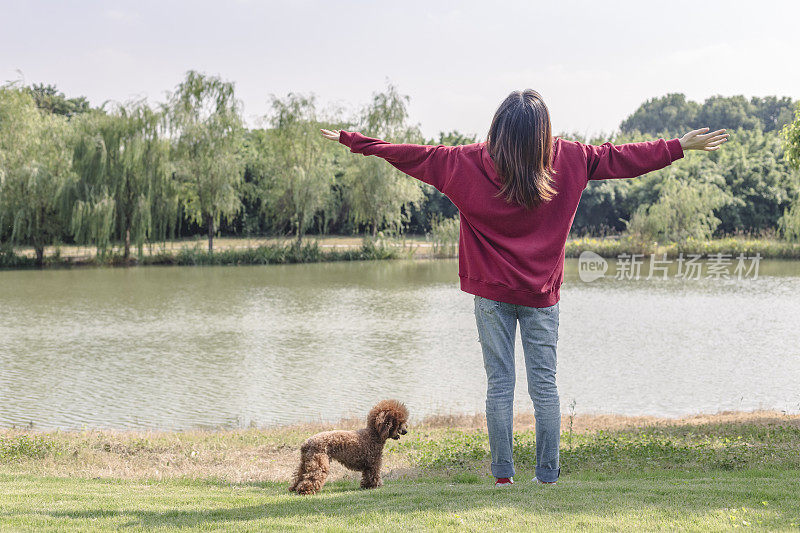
2,0,799,140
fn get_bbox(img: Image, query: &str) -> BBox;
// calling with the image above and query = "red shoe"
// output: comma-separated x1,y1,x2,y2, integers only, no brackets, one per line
532,477,557,485
494,477,514,488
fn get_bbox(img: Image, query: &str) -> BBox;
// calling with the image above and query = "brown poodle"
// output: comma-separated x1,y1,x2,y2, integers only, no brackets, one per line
289,399,409,495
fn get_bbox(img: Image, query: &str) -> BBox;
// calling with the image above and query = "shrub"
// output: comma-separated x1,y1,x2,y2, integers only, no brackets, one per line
0,435,60,459
625,179,730,243
427,215,459,258
778,197,800,242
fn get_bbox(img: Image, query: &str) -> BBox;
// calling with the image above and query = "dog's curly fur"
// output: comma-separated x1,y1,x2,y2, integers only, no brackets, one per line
288,399,409,495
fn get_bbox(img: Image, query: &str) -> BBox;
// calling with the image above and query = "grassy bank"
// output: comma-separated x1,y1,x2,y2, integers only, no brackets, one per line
566,235,800,259
2,411,799,531
0,239,406,270
3,234,800,270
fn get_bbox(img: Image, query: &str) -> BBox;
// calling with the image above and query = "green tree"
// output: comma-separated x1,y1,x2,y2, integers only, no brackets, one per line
778,200,800,242
432,130,478,146
621,94,796,136
256,94,338,244
342,84,424,236
782,102,800,171
752,96,796,132
70,102,176,259
166,71,244,252
779,102,800,241
26,83,91,117
572,128,799,236
619,134,733,243
238,128,274,236
0,86,75,266
713,128,800,233
696,95,762,132
620,94,699,135
626,177,731,242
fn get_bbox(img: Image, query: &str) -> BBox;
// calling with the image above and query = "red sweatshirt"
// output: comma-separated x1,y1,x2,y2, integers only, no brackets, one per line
339,131,684,307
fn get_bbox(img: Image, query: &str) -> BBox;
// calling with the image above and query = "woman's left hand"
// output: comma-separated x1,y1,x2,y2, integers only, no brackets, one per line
679,128,728,151
320,129,340,142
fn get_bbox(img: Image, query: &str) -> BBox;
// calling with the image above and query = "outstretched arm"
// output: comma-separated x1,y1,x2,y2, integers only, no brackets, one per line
583,128,728,182
320,129,458,193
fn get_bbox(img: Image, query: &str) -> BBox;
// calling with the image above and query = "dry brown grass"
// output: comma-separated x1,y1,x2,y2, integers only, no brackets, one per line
3,410,798,485
419,409,800,432
0,419,412,485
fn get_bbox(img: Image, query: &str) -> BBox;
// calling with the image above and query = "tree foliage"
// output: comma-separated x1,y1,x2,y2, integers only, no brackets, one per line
626,178,731,242
256,94,338,243
781,102,800,171
70,102,176,258
572,127,800,239
166,71,244,252
0,86,74,265
341,84,425,236
620,94,700,137
3,79,800,260
25,83,91,117
621,94,796,136
778,102,800,241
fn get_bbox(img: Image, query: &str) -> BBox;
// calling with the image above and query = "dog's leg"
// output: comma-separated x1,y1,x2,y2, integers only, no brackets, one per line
288,462,304,492
361,466,383,489
292,451,330,495
289,446,312,492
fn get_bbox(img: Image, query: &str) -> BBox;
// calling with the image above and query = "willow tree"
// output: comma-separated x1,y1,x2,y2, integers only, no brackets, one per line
342,84,424,236
256,93,337,244
71,102,176,259
780,102,800,241
167,71,244,252
0,86,74,266
626,177,731,242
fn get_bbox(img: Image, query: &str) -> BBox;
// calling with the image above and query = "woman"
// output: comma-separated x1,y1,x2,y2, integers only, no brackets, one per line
320,89,727,487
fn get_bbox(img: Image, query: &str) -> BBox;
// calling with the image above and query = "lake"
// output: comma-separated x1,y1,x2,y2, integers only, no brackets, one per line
1,258,799,430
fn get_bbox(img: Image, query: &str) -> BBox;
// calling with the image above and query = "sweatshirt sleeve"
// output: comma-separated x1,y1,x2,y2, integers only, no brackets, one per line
338,130,458,193
581,138,684,182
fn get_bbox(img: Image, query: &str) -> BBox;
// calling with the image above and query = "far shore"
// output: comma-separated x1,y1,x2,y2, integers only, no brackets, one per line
3,234,800,270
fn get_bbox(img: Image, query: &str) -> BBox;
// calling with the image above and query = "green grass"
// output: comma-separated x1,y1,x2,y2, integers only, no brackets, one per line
4,233,800,270
2,470,799,532
399,422,800,475
565,235,800,259
0,239,400,269
140,240,398,266
2,415,800,531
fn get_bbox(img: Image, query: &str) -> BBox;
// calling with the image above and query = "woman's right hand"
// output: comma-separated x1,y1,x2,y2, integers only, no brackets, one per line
679,128,729,151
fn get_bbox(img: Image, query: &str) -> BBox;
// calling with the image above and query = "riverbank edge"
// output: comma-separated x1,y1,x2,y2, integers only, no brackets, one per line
2,235,800,270
2,409,798,484
0,239,405,270
4,410,800,529
564,235,800,259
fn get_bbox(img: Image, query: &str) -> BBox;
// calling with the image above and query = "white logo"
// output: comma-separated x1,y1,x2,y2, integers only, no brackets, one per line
578,251,608,282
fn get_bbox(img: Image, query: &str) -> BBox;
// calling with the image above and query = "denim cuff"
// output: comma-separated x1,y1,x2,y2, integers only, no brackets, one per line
535,466,560,483
491,461,515,479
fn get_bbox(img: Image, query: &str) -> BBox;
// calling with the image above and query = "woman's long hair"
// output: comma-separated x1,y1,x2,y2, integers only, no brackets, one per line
487,89,556,209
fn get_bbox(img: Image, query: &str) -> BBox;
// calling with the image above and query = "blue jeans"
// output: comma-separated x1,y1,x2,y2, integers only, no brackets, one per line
474,295,561,482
